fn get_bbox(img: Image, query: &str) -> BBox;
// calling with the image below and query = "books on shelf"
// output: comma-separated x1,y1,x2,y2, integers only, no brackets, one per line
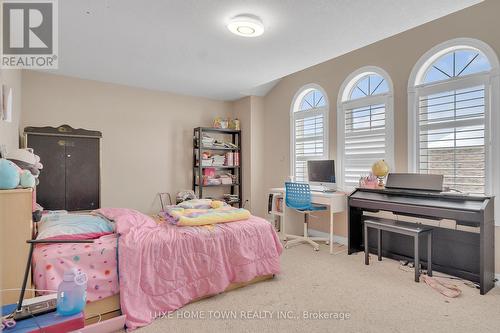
201,134,215,146
196,134,239,149
275,196,283,213
268,193,283,214
197,152,240,167
212,155,225,166
201,158,213,166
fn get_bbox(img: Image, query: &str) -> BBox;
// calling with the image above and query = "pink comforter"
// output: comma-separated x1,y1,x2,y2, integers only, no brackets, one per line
32,234,119,302
96,208,282,329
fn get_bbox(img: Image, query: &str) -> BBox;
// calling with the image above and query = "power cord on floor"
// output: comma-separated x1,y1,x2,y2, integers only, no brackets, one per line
398,261,478,289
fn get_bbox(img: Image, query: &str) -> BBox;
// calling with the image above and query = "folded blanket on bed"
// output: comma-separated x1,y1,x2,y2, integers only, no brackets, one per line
161,199,251,226
176,198,226,209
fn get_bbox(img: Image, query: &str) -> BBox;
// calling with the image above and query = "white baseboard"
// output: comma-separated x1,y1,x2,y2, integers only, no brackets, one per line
307,229,347,245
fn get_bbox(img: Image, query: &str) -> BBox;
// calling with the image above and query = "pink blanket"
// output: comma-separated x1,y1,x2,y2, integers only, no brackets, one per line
32,234,119,302
96,208,282,329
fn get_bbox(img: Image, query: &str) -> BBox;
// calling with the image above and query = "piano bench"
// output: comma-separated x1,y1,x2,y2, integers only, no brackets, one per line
363,217,433,282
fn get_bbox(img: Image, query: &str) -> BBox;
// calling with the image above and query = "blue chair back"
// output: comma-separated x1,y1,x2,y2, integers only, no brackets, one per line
285,182,312,210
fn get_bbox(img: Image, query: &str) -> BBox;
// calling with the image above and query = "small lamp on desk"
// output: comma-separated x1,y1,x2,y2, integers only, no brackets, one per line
372,160,389,187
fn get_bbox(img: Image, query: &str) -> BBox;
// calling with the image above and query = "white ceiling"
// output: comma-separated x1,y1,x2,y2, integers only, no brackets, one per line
51,0,482,100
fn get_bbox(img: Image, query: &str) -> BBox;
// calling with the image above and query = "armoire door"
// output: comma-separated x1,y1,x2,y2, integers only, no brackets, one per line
27,135,66,210
64,137,100,211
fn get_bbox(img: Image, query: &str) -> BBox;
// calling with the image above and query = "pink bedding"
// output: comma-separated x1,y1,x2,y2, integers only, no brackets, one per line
96,208,283,330
32,234,119,302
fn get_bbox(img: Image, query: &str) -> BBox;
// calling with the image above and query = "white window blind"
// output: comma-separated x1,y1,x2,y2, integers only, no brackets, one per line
339,70,393,189
292,88,328,182
343,103,387,187
294,111,326,182
417,85,486,194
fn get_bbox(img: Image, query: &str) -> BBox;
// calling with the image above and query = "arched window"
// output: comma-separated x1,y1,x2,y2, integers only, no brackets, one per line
291,84,329,182
337,67,394,189
408,38,500,195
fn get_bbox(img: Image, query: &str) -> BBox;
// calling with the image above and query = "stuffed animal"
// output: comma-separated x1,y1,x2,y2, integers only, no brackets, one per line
5,148,42,188
6,148,43,177
0,158,21,189
20,170,36,188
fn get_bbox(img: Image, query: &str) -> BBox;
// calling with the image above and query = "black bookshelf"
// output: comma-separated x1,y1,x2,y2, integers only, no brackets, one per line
193,127,242,207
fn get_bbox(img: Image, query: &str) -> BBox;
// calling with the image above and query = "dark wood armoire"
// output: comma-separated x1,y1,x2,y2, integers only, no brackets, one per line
24,125,102,211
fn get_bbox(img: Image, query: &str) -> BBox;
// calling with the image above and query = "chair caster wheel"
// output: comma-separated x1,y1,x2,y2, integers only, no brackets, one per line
314,247,319,252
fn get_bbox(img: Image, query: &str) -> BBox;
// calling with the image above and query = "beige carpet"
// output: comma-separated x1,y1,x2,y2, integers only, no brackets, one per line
134,243,500,333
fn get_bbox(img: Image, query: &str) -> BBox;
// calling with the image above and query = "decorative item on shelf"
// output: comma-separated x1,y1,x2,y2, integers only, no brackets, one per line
229,118,240,130
213,117,229,129
359,173,379,189
213,117,222,128
371,159,390,187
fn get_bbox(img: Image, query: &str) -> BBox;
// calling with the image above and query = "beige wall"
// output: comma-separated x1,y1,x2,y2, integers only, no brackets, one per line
21,71,232,213
232,95,266,217
262,0,500,272
250,96,266,217
0,69,22,153
232,96,252,210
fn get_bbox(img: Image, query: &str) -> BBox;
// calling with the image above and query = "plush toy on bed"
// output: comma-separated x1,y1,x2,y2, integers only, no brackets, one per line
0,158,20,189
0,158,37,189
6,148,43,185
20,169,36,188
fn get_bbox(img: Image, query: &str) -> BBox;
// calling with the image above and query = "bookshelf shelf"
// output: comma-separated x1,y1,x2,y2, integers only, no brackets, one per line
194,146,241,151
193,127,242,207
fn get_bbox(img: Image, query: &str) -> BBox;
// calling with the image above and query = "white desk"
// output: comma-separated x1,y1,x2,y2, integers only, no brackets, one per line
269,188,347,254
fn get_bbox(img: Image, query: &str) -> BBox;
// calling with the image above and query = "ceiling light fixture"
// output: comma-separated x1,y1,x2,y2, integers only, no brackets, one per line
227,15,264,37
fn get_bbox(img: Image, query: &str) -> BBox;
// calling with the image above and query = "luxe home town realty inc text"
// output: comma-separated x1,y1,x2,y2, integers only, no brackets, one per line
151,310,351,321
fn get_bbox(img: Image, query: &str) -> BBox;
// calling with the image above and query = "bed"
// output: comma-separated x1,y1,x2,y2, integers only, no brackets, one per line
32,206,282,329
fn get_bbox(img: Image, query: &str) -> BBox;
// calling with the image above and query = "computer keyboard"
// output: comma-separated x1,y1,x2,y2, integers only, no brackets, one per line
311,189,337,193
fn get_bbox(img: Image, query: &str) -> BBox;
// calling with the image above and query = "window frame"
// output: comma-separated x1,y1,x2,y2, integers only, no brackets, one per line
290,84,329,183
337,66,395,190
408,38,500,223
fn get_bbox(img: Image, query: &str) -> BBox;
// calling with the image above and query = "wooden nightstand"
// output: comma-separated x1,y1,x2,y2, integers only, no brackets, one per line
0,188,34,305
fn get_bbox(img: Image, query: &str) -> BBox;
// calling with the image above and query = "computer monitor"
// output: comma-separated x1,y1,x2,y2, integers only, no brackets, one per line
307,160,336,191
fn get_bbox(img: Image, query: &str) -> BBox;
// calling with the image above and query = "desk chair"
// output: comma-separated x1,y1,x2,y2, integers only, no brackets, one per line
284,182,329,251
